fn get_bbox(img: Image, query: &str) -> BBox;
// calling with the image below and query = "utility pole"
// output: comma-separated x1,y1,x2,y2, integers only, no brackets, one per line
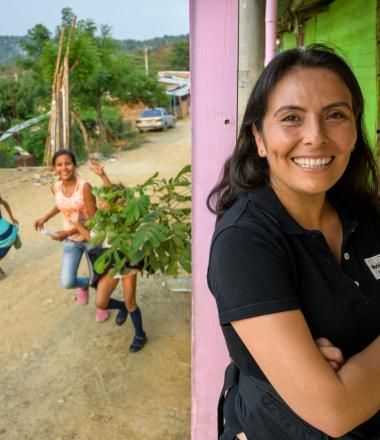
238,0,265,128
144,46,149,76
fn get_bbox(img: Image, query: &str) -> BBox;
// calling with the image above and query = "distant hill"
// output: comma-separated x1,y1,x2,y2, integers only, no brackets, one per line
119,34,188,52
0,34,189,65
0,36,26,65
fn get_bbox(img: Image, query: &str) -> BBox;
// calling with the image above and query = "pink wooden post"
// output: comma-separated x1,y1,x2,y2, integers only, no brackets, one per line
190,0,239,438
264,0,278,66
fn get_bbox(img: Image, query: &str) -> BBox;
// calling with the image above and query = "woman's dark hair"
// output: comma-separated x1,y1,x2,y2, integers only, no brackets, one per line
52,149,77,167
207,44,379,219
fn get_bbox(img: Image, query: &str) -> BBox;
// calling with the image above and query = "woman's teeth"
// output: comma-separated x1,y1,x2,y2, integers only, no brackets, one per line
292,157,333,168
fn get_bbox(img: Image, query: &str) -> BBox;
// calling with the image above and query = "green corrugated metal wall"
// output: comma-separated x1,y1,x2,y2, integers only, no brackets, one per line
280,0,379,148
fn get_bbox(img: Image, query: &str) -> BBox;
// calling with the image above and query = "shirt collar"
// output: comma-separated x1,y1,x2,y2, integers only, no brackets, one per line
248,185,358,237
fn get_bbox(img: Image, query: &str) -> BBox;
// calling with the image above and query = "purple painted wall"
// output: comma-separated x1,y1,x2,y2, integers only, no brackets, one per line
190,0,239,438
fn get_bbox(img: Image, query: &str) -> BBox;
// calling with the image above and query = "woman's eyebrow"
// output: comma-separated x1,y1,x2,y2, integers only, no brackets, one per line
273,105,305,116
273,101,352,117
322,101,352,111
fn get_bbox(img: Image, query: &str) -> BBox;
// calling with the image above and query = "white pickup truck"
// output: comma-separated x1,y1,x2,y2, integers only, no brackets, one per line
136,107,176,132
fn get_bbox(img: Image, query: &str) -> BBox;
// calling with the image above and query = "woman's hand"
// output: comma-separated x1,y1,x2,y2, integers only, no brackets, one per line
34,217,46,231
315,337,345,371
88,160,105,176
88,160,112,187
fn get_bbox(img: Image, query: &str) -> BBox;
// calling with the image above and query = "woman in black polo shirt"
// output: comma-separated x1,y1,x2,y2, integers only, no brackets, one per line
207,45,380,440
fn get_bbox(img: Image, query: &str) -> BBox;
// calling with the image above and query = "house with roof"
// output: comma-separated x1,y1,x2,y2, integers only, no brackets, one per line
158,71,190,119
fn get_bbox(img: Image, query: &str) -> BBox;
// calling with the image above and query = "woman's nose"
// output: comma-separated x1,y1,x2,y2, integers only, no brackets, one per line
303,116,329,146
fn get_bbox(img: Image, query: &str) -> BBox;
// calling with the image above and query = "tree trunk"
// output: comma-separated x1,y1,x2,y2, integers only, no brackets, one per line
71,110,89,151
95,99,107,147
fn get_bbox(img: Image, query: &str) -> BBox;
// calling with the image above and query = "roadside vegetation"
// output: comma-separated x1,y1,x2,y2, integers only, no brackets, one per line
0,7,189,168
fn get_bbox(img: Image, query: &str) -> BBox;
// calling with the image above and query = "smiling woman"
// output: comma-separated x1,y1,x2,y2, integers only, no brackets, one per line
252,67,357,220
207,45,380,440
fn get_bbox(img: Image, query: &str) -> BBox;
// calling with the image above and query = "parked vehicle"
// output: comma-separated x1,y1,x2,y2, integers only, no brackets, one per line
136,108,176,132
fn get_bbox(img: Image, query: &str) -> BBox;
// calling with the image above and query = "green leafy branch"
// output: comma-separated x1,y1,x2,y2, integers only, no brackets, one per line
87,164,191,277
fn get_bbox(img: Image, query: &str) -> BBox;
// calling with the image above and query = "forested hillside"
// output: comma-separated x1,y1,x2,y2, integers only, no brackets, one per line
0,34,189,66
0,36,25,64
119,34,188,52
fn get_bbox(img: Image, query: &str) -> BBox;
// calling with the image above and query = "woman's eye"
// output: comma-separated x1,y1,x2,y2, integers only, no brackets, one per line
281,114,298,122
327,111,344,120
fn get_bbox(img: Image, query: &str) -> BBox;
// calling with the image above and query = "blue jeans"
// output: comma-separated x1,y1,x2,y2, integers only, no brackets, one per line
61,239,92,289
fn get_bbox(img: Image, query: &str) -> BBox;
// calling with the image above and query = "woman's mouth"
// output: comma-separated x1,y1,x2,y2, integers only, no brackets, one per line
292,156,334,169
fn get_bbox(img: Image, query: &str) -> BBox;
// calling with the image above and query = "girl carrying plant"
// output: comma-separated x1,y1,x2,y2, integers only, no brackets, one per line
73,160,147,353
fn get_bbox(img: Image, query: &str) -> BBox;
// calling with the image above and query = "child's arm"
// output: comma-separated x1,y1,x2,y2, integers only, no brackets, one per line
88,160,113,188
73,221,91,241
34,206,60,230
0,196,19,225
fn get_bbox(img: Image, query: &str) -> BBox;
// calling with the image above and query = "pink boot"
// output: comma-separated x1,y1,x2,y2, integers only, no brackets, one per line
96,308,110,322
76,287,89,305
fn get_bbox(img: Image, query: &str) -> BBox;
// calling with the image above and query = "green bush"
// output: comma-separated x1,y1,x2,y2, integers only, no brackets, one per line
103,106,124,140
80,105,142,153
87,165,192,277
21,122,48,164
80,108,98,135
0,143,14,168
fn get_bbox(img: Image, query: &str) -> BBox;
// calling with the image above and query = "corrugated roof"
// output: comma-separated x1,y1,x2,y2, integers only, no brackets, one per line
0,113,50,143
158,76,189,87
166,85,190,97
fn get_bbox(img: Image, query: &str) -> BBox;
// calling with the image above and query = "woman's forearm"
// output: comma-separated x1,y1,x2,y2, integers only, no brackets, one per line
334,336,380,426
99,171,112,188
83,183,97,218
75,222,91,241
233,312,380,437
44,206,60,222
313,336,380,437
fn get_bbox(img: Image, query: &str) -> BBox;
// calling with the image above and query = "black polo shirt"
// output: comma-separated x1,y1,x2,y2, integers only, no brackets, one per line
208,186,380,438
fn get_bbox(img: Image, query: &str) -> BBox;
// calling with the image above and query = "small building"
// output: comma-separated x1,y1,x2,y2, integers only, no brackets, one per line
158,71,191,119
13,146,35,167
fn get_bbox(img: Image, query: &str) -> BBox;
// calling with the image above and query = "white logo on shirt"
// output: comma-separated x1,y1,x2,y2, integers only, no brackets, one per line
364,254,380,280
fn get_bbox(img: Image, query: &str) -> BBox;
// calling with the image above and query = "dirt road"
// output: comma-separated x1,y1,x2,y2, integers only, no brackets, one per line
0,119,191,440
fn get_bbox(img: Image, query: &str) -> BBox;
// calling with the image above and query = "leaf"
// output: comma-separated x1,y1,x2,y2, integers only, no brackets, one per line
172,222,190,232
90,230,106,247
123,199,139,225
110,213,119,223
93,248,113,274
174,164,191,181
142,210,160,223
178,253,191,273
173,235,184,249
178,246,191,273
87,166,191,277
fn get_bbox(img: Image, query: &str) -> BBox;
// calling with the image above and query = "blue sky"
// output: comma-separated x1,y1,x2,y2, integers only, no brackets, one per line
0,0,189,40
